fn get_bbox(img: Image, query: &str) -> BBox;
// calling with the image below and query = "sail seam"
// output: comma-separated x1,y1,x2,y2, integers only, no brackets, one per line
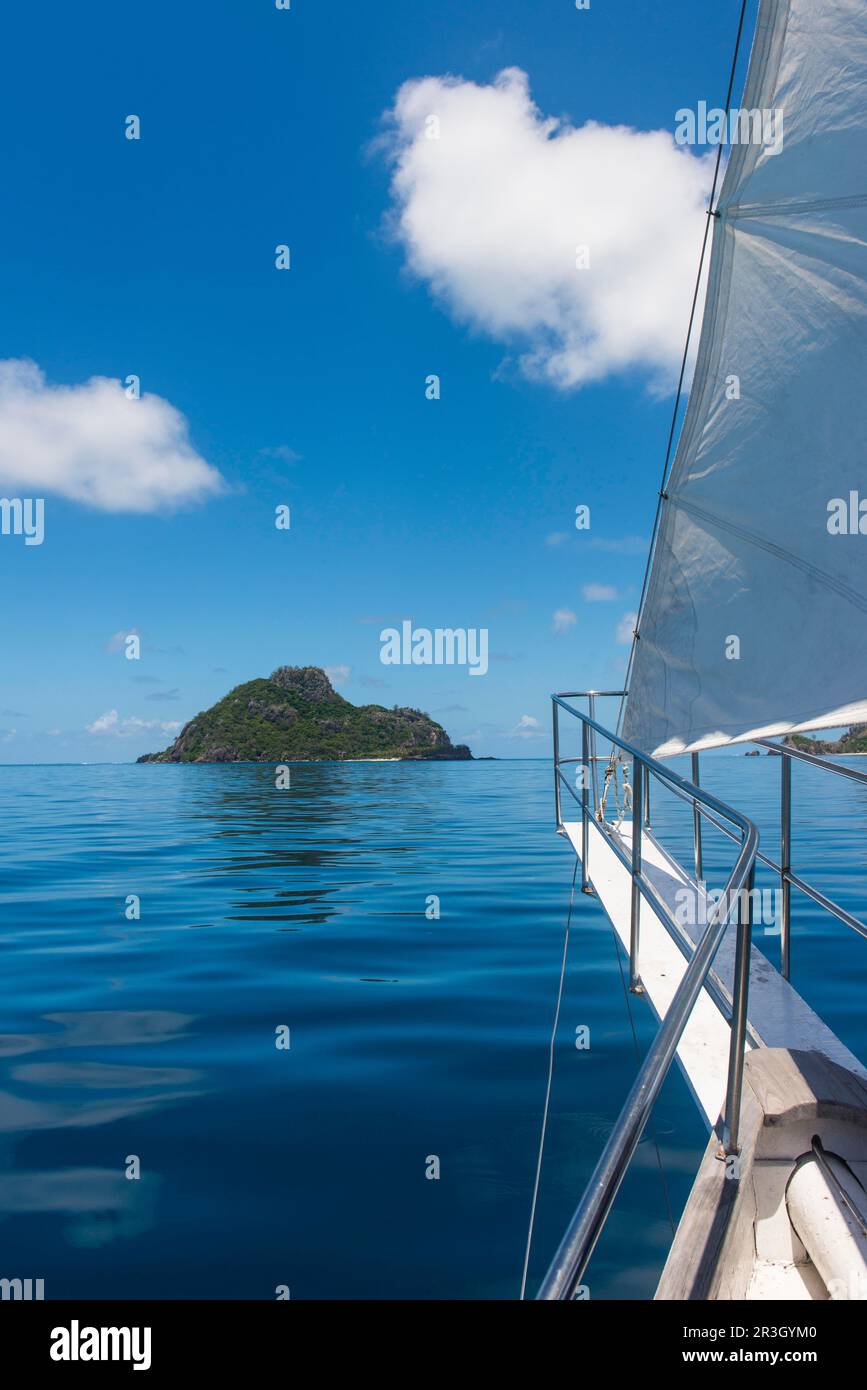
727,193,867,220
674,498,867,616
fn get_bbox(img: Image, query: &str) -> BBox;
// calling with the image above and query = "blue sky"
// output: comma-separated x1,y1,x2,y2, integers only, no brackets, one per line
0,0,757,762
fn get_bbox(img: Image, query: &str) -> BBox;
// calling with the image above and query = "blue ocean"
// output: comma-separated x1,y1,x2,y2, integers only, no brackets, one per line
1,755,865,1299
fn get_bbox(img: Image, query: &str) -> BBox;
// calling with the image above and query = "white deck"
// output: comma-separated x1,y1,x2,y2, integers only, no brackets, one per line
562,818,867,1129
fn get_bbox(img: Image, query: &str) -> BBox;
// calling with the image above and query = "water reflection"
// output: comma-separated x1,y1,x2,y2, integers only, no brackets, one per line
0,1168,158,1248
0,1010,200,1250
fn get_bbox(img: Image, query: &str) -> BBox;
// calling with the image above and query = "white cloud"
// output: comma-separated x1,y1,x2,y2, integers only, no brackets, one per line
545,532,570,547
0,359,225,512
512,714,543,739
325,664,351,687
617,611,638,644
553,608,577,634
87,710,119,734
378,68,712,389
87,710,181,737
582,583,618,602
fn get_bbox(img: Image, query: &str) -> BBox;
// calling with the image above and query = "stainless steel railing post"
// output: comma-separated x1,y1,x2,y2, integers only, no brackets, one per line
552,699,562,830
629,756,643,993
581,720,590,893
780,754,791,980
691,751,703,883
588,693,599,818
723,862,754,1155
643,763,651,827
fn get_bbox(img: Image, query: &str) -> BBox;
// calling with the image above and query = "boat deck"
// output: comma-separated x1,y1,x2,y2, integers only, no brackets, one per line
561,819,867,1128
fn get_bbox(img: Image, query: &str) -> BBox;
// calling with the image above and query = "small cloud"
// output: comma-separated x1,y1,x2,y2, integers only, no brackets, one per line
617,611,638,644
512,714,543,738
45,728,63,737
433,703,469,713
490,650,523,663
1,708,26,717
552,608,577,634
359,675,388,689
325,664,351,687
0,359,224,512
87,710,119,734
0,728,17,743
212,666,229,674
545,532,570,548
259,445,302,464
145,688,181,703
582,583,618,602
87,710,181,737
589,536,648,556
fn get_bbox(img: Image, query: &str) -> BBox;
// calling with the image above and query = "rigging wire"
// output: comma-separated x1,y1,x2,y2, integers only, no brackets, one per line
519,860,578,1300
614,0,750,742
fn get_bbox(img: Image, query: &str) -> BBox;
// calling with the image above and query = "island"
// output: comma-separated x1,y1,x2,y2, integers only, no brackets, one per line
783,724,867,756
137,665,473,763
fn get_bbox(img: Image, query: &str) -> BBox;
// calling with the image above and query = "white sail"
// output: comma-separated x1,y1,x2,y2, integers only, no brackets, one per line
624,0,867,757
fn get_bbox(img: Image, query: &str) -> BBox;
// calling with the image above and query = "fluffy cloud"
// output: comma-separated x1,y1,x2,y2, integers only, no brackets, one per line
87,710,120,734
325,664,351,686
617,611,638,644
552,608,577,634
582,583,618,602
512,714,543,739
0,360,225,512
87,710,181,737
378,68,712,388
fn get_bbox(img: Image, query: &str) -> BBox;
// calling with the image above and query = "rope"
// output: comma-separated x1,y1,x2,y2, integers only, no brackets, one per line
519,860,578,1300
615,0,750,740
598,750,633,827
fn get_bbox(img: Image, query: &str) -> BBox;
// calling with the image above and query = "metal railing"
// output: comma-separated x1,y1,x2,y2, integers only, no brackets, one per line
539,692,759,1300
656,737,867,977
750,739,867,973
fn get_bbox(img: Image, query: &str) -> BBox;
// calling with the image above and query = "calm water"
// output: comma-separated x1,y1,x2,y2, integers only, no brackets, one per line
0,757,865,1299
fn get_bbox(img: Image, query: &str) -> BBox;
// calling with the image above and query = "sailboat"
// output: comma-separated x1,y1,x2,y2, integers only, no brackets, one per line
539,0,867,1300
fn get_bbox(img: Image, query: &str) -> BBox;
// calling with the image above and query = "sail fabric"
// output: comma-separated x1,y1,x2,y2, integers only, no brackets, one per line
624,0,867,757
